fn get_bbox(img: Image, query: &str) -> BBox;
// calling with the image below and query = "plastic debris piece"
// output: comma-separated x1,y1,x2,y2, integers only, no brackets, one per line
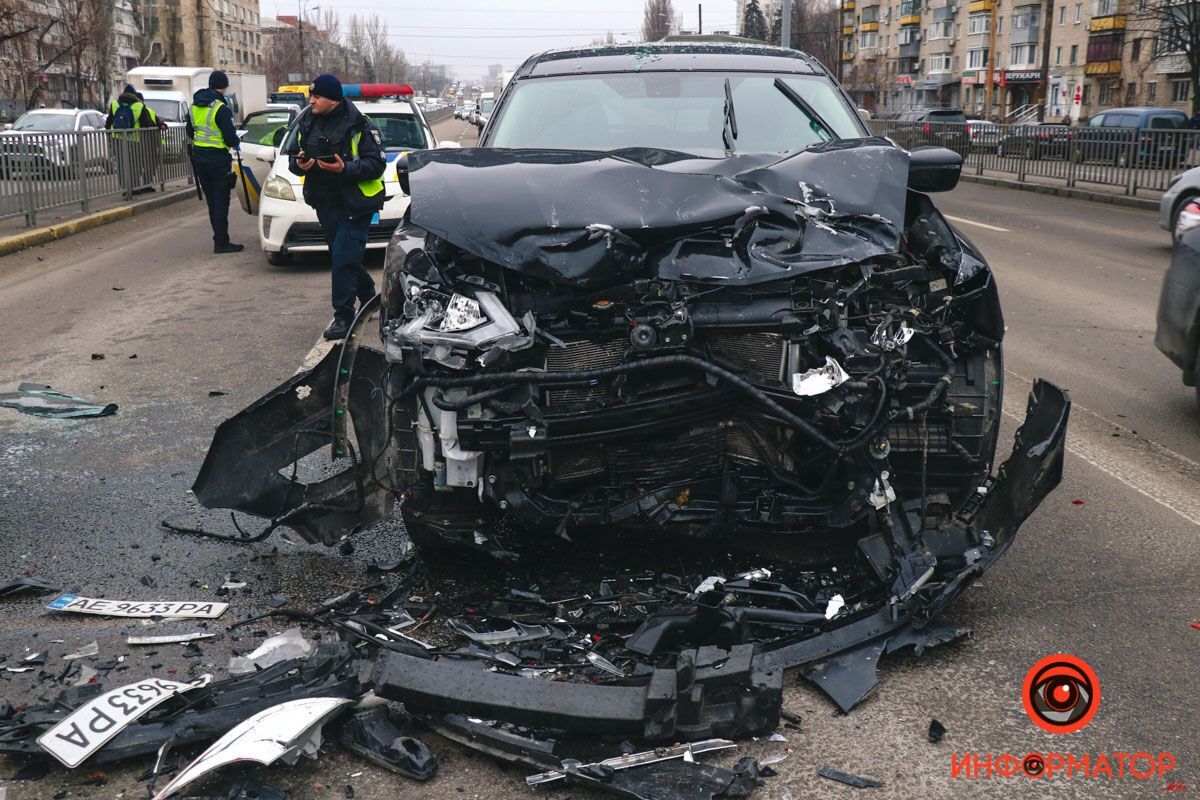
150,697,353,800
266,594,289,608
928,719,946,743
338,705,439,781
585,652,625,677
734,568,771,581
1071,499,1084,505
693,576,725,594
226,779,287,800
823,594,845,620
62,641,99,661
0,383,117,419
446,619,552,645
0,576,61,599
818,766,884,788
760,752,790,766
526,738,736,786
767,732,787,743
1190,622,1200,631
791,356,850,396
127,633,217,646
72,665,98,686
228,628,314,675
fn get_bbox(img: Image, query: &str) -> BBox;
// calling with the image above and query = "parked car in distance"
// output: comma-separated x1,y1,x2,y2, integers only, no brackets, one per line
1160,166,1200,241
997,121,1072,160
0,108,110,178
1156,216,1200,404
966,118,999,153
889,108,969,155
1075,107,1190,167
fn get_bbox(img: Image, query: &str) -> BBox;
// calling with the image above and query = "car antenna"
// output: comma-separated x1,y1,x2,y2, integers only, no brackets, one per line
773,78,839,142
723,77,738,157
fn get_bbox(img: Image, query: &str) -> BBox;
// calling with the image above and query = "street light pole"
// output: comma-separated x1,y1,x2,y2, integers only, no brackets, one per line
298,0,304,76
782,0,793,48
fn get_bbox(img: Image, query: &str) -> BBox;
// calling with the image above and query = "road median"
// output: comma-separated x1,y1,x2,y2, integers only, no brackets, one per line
0,187,194,258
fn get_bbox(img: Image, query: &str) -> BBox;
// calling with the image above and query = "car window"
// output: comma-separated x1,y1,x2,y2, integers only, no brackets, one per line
11,113,75,131
1148,114,1185,129
371,114,428,150
145,99,183,123
1117,114,1139,128
241,110,293,145
1088,114,1106,127
927,110,965,123
488,72,861,156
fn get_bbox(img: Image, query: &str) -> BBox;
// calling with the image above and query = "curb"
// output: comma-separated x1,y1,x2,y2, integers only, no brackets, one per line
959,174,1160,211
0,187,194,257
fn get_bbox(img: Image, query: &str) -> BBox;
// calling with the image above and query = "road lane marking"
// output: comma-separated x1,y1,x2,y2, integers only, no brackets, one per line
1003,370,1200,528
944,215,1011,232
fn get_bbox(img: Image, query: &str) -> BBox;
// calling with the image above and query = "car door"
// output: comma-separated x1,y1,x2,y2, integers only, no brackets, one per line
236,109,294,214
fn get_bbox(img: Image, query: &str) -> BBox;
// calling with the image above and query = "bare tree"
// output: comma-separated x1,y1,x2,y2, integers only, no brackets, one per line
741,0,768,41
1130,0,1200,114
769,0,841,73
641,0,675,41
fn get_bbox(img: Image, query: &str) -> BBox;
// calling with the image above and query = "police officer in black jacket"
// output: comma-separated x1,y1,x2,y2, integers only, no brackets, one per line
187,71,243,253
288,74,387,340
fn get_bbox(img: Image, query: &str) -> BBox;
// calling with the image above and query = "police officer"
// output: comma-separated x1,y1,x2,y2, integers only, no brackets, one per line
105,84,158,195
187,70,243,254
288,74,386,340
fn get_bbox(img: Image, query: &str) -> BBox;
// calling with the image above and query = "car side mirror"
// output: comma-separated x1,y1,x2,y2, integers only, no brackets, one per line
2,123,11,130
908,146,962,193
394,152,411,195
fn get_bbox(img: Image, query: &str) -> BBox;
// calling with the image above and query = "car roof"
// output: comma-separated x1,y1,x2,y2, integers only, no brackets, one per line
23,108,80,115
355,102,417,115
1104,107,1186,114
514,42,826,79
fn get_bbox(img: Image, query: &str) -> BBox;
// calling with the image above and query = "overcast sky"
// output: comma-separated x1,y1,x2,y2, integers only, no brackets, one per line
265,0,740,79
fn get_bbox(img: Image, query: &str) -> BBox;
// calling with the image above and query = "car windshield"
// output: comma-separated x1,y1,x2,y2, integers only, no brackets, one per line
281,112,427,156
241,111,293,145
487,71,860,156
12,114,74,131
145,99,182,122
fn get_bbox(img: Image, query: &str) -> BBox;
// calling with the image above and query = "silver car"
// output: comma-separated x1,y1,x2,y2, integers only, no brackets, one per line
1162,166,1200,240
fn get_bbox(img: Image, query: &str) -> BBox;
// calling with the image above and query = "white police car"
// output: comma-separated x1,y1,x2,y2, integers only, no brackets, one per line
236,84,459,266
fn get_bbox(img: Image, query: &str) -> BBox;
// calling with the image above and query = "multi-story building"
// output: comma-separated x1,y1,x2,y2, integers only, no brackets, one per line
842,0,1198,119
140,0,262,70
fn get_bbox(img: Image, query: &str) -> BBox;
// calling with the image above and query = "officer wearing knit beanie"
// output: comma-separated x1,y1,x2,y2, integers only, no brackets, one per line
288,74,387,340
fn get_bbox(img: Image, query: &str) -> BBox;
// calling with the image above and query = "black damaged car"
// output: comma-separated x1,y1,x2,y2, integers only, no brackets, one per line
194,45,1068,667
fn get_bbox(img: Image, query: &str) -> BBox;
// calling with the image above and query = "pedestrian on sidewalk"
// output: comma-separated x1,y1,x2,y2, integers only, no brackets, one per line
186,71,243,254
287,74,386,340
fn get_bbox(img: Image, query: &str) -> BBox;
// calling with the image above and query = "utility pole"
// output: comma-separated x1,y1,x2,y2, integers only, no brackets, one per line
983,0,998,119
698,3,703,34
1037,0,1053,121
298,0,305,77
782,0,792,48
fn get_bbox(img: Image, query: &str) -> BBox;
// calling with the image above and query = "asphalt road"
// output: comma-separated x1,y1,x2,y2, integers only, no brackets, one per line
0,130,1197,800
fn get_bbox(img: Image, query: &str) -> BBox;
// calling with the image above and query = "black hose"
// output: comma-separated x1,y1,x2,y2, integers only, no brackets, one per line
403,354,844,452
889,338,955,422
430,385,515,411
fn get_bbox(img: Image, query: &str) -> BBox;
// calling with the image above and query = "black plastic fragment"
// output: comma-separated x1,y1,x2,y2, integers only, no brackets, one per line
565,756,763,800
818,766,884,788
226,779,288,800
928,719,946,743
0,577,60,599
338,704,438,781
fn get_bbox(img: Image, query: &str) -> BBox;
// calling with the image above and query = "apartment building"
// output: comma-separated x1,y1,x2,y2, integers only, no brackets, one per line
140,0,263,70
840,0,1195,119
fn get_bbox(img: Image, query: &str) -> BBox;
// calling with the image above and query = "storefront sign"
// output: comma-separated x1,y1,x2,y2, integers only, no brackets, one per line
1005,70,1043,83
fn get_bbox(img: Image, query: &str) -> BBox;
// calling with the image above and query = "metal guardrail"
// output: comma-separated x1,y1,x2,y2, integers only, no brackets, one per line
869,119,1200,197
1,126,194,229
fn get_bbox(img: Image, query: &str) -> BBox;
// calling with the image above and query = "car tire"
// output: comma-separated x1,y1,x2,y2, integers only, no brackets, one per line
1193,343,1200,410
1170,191,1199,243
265,250,292,266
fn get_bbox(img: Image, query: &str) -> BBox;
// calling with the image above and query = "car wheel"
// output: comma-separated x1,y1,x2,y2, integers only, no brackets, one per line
1170,191,1199,243
265,250,292,266
1193,343,1200,411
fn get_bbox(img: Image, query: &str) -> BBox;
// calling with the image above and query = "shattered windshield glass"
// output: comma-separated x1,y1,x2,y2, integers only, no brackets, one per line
488,72,861,156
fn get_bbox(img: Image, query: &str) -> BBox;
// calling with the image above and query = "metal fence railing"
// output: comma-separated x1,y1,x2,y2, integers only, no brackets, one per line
1,126,194,229
868,119,1200,197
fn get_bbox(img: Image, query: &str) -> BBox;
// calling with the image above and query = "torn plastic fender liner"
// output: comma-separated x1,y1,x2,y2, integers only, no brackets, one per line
191,345,392,545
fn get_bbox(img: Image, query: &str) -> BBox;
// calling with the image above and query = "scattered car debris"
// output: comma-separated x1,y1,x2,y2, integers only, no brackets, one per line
0,384,118,419
337,704,438,780
149,697,353,800
817,766,884,789
61,641,99,661
0,576,60,599
45,595,228,619
928,719,946,743
228,628,313,675
127,632,218,646
36,675,213,767
526,739,736,786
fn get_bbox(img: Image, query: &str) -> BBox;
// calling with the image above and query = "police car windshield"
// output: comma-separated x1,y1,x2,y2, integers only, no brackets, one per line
487,72,860,156
145,99,182,122
12,113,74,131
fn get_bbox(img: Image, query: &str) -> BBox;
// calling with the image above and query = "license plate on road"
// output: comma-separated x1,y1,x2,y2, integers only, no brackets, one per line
37,675,212,767
46,594,228,619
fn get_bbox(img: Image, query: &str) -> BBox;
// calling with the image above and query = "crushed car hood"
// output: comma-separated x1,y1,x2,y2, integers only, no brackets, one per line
405,139,909,287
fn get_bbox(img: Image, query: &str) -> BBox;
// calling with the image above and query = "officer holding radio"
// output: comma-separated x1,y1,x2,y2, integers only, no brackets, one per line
288,74,387,340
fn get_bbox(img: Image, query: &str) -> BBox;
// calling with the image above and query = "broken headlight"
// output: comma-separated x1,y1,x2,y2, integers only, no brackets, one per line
437,294,488,332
